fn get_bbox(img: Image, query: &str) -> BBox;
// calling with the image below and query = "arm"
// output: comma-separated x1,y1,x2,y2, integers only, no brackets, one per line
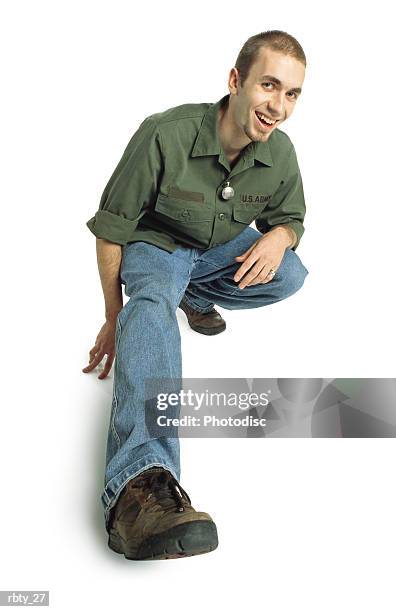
255,143,306,251
82,238,123,379
86,116,163,245
83,116,163,378
234,143,305,288
96,237,123,322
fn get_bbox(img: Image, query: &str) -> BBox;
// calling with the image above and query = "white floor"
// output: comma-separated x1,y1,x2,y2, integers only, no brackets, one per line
2,293,395,611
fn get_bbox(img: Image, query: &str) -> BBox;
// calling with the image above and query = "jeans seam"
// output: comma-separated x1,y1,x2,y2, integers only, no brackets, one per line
185,257,228,312
193,258,224,271
228,277,276,296
157,296,178,380
192,248,201,264
110,316,122,451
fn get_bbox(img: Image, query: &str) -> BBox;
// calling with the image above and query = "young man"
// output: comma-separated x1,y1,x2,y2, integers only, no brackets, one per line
83,30,308,560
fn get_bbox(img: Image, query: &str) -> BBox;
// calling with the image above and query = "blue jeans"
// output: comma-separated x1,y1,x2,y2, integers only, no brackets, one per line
102,226,308,531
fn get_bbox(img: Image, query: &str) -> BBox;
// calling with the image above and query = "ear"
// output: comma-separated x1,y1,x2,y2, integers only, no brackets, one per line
228,67,240,95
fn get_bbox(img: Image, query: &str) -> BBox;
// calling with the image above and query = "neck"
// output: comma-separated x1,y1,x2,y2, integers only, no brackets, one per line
218,96,251,158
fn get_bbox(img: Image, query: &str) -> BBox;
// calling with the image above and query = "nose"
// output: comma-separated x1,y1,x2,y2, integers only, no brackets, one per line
267,92,285,119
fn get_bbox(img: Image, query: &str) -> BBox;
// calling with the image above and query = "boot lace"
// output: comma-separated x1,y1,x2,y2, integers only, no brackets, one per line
134,470,191,513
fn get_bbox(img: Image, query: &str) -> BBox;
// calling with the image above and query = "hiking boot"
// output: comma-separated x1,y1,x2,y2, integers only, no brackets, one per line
107,467,218,560
178,297,226,336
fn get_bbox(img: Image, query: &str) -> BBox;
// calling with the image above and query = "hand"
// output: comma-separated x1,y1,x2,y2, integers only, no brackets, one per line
233,229,289,289
82,319,117,379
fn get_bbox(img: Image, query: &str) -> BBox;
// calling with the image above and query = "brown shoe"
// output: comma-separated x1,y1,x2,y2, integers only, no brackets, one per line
178,297,226,335
107,467,218,560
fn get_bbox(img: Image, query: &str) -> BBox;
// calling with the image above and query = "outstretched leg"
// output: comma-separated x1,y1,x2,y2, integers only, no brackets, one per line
102,241,194,531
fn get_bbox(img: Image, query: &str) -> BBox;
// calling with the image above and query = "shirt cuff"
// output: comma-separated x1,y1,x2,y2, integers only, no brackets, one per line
86,210,139,246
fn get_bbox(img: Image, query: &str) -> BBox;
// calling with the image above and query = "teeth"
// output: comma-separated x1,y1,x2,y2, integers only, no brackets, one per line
256,111,275,125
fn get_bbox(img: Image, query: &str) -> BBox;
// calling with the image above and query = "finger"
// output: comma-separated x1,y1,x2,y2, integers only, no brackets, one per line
261,270,276,284
82,348,100,372
262,265,278,283
246,273,271,287
234,244,256,261
239,262,267,289
98,353,115,379
234,253,260,283
82,350,106,373
88,344,100,360
82,357,98,372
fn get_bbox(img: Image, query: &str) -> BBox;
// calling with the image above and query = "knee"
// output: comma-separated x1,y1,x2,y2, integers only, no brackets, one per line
122,262,180,303
119,278,180,326
276,249,308,296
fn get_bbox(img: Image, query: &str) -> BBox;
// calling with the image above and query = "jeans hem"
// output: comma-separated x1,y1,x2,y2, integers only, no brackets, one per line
181,294,214,314
101,454,179,533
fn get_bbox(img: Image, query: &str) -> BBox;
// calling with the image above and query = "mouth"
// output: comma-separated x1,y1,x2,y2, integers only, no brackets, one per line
254,110,279,131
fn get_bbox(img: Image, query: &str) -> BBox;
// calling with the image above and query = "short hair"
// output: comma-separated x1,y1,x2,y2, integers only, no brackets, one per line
235,30,306,87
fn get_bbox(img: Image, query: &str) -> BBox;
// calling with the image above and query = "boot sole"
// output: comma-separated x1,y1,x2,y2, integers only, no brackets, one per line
189,322,226,336
108,520,218,560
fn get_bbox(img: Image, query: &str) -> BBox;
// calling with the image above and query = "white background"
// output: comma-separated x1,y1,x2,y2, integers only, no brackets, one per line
1,0,396,610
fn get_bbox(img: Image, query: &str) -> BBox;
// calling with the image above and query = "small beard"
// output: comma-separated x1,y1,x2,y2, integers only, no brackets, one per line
246,125,268,143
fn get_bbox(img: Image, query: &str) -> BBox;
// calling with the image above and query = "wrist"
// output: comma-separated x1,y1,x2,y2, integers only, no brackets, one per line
105,309,121,323
104,285,123,323
268,225,296,249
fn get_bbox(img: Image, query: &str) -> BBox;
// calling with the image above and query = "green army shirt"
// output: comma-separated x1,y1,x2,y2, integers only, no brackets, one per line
86,93,306,252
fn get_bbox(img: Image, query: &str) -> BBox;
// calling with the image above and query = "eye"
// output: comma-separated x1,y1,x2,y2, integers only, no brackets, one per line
262,82,273,89
287,92,298,99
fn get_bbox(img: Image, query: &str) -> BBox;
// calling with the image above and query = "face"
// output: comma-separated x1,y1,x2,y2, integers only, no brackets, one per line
227,47,305,144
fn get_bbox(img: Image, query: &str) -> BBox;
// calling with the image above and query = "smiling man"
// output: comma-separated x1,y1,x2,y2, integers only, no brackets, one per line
83,30,308,560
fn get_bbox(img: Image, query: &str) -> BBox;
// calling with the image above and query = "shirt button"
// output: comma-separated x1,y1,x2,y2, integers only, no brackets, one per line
181,210,190,217
218,213,226,220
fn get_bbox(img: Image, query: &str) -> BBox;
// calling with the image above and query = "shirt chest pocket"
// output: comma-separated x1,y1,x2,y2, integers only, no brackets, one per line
232,196,271,225
153,191,214,248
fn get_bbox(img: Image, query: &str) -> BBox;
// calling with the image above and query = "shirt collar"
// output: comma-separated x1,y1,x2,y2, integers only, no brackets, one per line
191,93,273,167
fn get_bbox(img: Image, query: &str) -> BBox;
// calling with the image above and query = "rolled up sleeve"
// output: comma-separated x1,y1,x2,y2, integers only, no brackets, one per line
255,143,306,250
86,116,163,245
